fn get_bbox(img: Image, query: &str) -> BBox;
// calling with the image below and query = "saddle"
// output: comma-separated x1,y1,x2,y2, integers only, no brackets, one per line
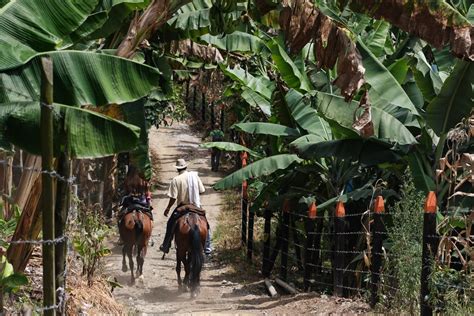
119,195,153,221
175,204,206,217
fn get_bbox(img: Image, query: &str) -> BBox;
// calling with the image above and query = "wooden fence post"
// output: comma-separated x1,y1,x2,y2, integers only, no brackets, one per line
280,199,290,281
420,192,438,316
220,106,225,130
185,79,190,106
192,86,196,111
241,152,248,246
247,204,254,261
210,102,215,126
262,208,271,277
201,91,206,121
304,201,317,291
40,56,56,315
371,196,385,307
334,201,345,297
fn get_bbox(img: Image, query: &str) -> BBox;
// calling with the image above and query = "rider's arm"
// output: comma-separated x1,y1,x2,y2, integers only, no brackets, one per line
164,198,176,216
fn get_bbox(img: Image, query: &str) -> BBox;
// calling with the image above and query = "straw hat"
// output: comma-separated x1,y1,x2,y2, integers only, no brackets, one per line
175,158,188,170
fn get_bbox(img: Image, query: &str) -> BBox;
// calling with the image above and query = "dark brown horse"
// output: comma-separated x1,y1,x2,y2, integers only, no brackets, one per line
119,209,153,284
174,212,208,298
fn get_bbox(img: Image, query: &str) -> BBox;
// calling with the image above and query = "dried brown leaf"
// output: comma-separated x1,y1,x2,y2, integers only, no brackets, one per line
280,0,366,100
346,0,473,61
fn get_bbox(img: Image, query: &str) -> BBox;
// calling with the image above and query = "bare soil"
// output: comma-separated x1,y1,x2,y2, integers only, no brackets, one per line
104,122,371,315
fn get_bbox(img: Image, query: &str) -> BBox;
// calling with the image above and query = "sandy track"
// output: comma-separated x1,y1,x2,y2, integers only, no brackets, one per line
105,123,267,314
104,122,370,315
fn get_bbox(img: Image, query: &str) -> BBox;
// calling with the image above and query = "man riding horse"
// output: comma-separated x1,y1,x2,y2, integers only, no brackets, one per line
159,158,211,255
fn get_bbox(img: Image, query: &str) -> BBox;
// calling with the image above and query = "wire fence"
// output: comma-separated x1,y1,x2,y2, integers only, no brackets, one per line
1,156,110,314
239,188,473,313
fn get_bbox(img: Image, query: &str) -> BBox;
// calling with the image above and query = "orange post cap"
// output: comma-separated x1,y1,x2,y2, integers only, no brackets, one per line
424,191,437,213
373,196,385,214
308,201,317,219
335,201,345,217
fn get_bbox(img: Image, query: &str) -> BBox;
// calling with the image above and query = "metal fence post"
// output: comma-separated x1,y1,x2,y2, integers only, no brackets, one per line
371,196,385,307
420,191,438,316
334,201,345,297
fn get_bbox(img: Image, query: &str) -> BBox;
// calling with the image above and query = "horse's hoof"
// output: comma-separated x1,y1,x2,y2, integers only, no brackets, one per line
130,278,135,285
122,265,128,272
191,291,198,299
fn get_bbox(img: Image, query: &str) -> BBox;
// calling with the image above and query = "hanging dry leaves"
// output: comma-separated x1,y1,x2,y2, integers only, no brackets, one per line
345,0,473,61
352,90,374,137
279,0,366,100
171,39,224,64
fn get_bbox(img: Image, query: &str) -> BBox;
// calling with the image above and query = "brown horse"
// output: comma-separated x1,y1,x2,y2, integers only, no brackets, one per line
174,212,208,298
119,209,153,284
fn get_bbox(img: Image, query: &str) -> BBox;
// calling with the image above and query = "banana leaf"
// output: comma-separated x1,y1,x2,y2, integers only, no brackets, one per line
220,65,275,100
121,100,152,180
0,0,98,71
0,51,162,107
293,138,401,166
232,122,300,137
315,92,417,146
240,88,272,116
200,31,266,53
213,154,303,190
200,142,262,158
425,60,473,136
267,39,312,93
358,40,420,117
285,89,331,139
86,0,149,40
363,20,390,58
4,103,140,158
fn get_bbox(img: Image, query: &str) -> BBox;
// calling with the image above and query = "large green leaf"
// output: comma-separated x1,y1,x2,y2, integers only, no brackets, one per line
0,0,98,71
315,92,417,145
233,122,300,137
364,20,390,58
285,89,331,140
75,0,149,41
4,103,140,158
200,141,262,158
240,88,272,116
213,154,303,190
220,65,275,99
267,39,312,92
358,40,420,117
0,51,162,107
406,150,436,194
293,138,401,166
425,60,473,136
200,31,266,53
122,100,152,180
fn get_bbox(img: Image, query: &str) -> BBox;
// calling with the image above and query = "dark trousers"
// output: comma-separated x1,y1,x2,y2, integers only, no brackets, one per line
211,149,221,171
161,210,180,251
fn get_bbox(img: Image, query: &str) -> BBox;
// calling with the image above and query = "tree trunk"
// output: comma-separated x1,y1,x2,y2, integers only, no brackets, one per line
13,154,42,211
6,175,42,272
1,155,13,220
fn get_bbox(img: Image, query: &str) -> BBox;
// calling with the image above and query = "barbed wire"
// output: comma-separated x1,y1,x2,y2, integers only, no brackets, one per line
0,160,76,184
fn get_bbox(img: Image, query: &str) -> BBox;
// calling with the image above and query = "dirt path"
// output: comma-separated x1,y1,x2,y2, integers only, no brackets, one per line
105,123,265,314
105,122,370,315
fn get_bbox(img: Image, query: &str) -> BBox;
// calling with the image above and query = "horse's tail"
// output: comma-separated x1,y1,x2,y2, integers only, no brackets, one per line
134,213,144,238
189,223,204,286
